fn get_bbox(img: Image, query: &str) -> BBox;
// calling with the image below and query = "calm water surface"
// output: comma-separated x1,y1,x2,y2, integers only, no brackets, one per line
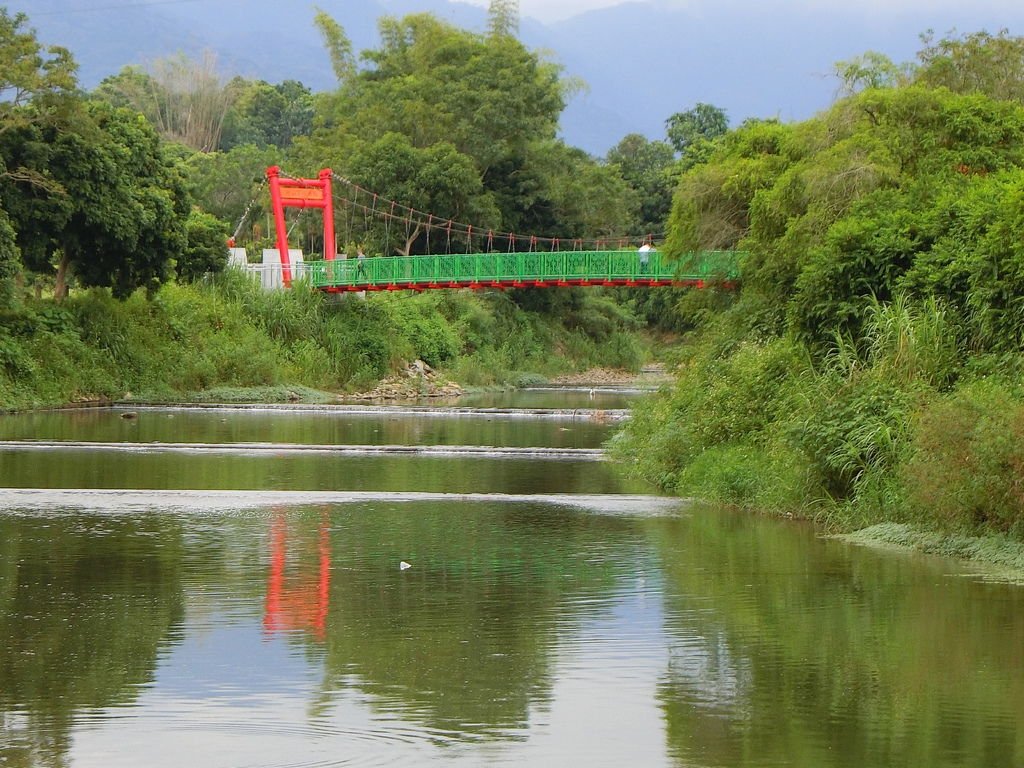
0,391,1022,767
459,387,641,410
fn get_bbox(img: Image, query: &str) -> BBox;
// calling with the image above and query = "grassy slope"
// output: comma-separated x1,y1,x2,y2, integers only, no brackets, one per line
0,273,647,410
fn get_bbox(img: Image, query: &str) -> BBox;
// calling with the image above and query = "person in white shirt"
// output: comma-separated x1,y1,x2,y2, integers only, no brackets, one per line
638,241,654,273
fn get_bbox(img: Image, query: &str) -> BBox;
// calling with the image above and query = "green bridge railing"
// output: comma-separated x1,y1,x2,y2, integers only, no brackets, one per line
306,250,741,291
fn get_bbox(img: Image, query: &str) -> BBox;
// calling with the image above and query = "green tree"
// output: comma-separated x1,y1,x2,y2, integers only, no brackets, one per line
487,0,520,37
665,102,729,156
0,9,78,307
0,207,18,307
0,100,192,300
0,9,76,132
345,132,500,255
93,65,153,111
314,7,356,85
441,138,635,249
94,53,236,152
299,11,581,247
533,140,637,240
666,118,793,258
834,51,906,96
625,49,1024,517
915,29,1024,103
220,78,314,150
178,209,228,282
186,143,277,235
606,133,675,235
316,13,563,176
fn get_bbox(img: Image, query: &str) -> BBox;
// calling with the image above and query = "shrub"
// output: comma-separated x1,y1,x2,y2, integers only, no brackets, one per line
903,381,1024,535
785,369,916,501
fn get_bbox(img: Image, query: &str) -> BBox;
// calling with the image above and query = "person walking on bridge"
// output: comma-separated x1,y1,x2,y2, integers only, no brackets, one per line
638,240,654,274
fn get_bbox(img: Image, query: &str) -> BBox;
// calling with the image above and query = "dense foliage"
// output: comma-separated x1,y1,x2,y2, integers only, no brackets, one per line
1,99,193,299
288,10,637,254
0,4,656,410
614,31,1024,538
0,10,226,303
0,276,643,410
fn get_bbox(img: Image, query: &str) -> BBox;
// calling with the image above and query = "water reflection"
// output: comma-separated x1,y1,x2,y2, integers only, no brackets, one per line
305,501,645,741
1,499,1024,767
0,407,614,449
0,450,647,495
0,513,184,767
647,508,1024,768
264,511,331,642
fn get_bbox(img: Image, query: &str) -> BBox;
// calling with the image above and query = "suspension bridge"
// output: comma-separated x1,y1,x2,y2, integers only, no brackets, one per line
306,249,736,292
229,167,742,292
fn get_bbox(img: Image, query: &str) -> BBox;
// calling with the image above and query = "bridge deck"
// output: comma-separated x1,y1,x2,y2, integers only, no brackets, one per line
307,250,739,292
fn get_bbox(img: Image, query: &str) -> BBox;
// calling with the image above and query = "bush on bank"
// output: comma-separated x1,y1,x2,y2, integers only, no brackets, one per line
0,273,645,411
613,289,1024,538
612,41,1024,539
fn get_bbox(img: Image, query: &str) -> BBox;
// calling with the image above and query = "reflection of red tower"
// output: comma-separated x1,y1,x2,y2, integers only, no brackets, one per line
263,513,331,641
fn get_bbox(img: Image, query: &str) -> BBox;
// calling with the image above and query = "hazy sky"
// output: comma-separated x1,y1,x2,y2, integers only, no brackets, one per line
461,0,1020,23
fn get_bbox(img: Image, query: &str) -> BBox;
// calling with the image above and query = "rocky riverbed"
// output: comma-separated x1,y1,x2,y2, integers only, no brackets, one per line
349,360,464,400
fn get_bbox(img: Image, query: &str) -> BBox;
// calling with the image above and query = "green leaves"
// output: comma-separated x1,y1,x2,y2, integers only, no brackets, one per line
0,9,76,127
346,132,499,255
178,209,228,284
302,10,585,248
916,30,1024,104
904,380,1024,534
623,33,1024,530
487,0,520,38
186,143,276,227
606,134,675,236
0,100,192,299
0,206,19,310
834,51,907,95
665,103,728,156
220,79,314,151
314,8,356,85
0,9,80,303
331,13,561,173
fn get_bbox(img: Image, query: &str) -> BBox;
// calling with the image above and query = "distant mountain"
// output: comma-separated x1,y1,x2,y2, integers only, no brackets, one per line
13,0,1024,155
17,0,380,92
543,0,1024,152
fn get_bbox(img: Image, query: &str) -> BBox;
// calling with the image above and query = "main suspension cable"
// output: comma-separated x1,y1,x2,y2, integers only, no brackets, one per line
279,168,664,252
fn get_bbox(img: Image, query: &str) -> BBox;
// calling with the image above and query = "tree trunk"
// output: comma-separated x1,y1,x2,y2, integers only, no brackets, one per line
54,249,70,302
400,224,422,257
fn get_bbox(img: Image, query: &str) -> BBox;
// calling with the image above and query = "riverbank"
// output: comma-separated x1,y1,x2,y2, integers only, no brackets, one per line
10,276,1022,578
610,76,1024,560
0,275,647,412
838,524,1024,582
611,340,1024,568
549,364,669,387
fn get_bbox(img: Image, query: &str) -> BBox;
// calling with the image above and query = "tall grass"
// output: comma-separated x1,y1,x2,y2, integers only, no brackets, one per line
902,381,1024,536
0,281,650,410
614,291,1024,537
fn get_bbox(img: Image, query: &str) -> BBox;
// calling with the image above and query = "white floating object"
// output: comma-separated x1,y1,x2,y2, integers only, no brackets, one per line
400,561,412,570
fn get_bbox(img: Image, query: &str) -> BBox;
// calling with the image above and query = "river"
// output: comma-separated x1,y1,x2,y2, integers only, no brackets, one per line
0,390,1022,767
